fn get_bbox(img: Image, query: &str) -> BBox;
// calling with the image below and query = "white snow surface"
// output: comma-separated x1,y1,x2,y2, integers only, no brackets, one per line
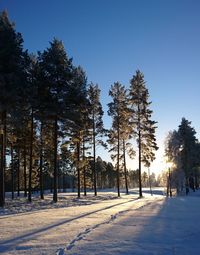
0,188,200,255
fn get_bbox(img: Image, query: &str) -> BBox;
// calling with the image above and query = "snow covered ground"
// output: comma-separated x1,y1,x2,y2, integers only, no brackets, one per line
0,188,200,255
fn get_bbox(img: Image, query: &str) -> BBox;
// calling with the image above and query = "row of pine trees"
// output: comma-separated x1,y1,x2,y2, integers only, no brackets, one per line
0,11,158,207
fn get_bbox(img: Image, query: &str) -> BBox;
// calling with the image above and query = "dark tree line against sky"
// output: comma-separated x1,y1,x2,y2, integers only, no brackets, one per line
0,11,159,207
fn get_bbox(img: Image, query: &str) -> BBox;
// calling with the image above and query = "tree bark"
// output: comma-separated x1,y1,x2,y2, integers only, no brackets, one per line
0,133,4,207
11,143,14,199
0,111,6,207
123,139,129,195
28,108,34,202
39,122,44,199
77,141,81,198
23,141,27,197
83,138,87,196
3,111,6,187
17,147,20,197
137,102,142,198
53,116,58,203
138,129,142,197
92,111,97,196
116,96,120,197
117,117,120,197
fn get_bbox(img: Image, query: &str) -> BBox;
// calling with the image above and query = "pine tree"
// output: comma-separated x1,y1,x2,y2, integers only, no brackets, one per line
121,97,134,195
165,130,185,193
66,66,89,198
165,119,200,192
108,82,131,197
129,70,158,197
0,11,26,207
38,122,44,199
22,54,38,203
193,142,200,189
88,83,105,196
106,161,116,188
178,118,198,187
96,156,107,189
38,38,73,202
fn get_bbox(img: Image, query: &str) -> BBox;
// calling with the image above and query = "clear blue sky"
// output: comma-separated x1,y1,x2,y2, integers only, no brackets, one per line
1,0,200,173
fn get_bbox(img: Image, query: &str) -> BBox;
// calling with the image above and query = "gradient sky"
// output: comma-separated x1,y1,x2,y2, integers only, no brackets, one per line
1,0,200,174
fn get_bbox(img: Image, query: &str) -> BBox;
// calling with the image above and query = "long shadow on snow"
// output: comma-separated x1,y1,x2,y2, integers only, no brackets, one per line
0,197,138,253
69,193,200,255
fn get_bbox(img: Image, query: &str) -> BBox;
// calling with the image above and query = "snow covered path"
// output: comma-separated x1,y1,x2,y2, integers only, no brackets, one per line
0,190,200,255
64,194,200,255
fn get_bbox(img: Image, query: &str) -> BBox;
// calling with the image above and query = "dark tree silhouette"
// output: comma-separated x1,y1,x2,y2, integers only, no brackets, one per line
0,11,26,207
38,39,73,202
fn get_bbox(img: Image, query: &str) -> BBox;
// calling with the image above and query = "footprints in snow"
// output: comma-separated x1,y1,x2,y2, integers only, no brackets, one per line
58,200,152,254
65,209,132,252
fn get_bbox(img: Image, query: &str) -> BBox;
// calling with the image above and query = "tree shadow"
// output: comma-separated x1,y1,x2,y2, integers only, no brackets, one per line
0,197,138,253
65,195,200,254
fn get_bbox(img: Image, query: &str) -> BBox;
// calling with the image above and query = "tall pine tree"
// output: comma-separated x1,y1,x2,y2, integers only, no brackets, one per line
0,11,26,207
129,70,158,197
88,83,105,196
38,38,73,202
178,118,198,187
108,82,131,197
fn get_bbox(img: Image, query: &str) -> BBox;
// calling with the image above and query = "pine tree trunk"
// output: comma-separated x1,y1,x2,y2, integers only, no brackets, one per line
3,111,6,187
123,139,129,195
0,111,6,207
117,117,120,197
39,122,44,199
17,147,20,197
11,144,14,199
0,132,4,207
23,141,27,197
138,130,142,197
83,138,87,196
77,141,81,198
53,116,58,203
28,108,34,202
100,168,103,189
93,112,97,196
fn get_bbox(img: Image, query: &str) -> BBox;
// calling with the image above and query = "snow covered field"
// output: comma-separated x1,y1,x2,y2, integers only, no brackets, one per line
0,188,200,255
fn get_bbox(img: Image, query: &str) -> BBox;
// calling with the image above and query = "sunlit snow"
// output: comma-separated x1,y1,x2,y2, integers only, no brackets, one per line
0,188,200,255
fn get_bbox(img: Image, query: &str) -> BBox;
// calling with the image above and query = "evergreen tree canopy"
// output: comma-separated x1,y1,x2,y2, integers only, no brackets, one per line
37,38,73,119
178,118,198,178
129,70,158,167
88,83,104,140
165,118,200,192
0,10,26,111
